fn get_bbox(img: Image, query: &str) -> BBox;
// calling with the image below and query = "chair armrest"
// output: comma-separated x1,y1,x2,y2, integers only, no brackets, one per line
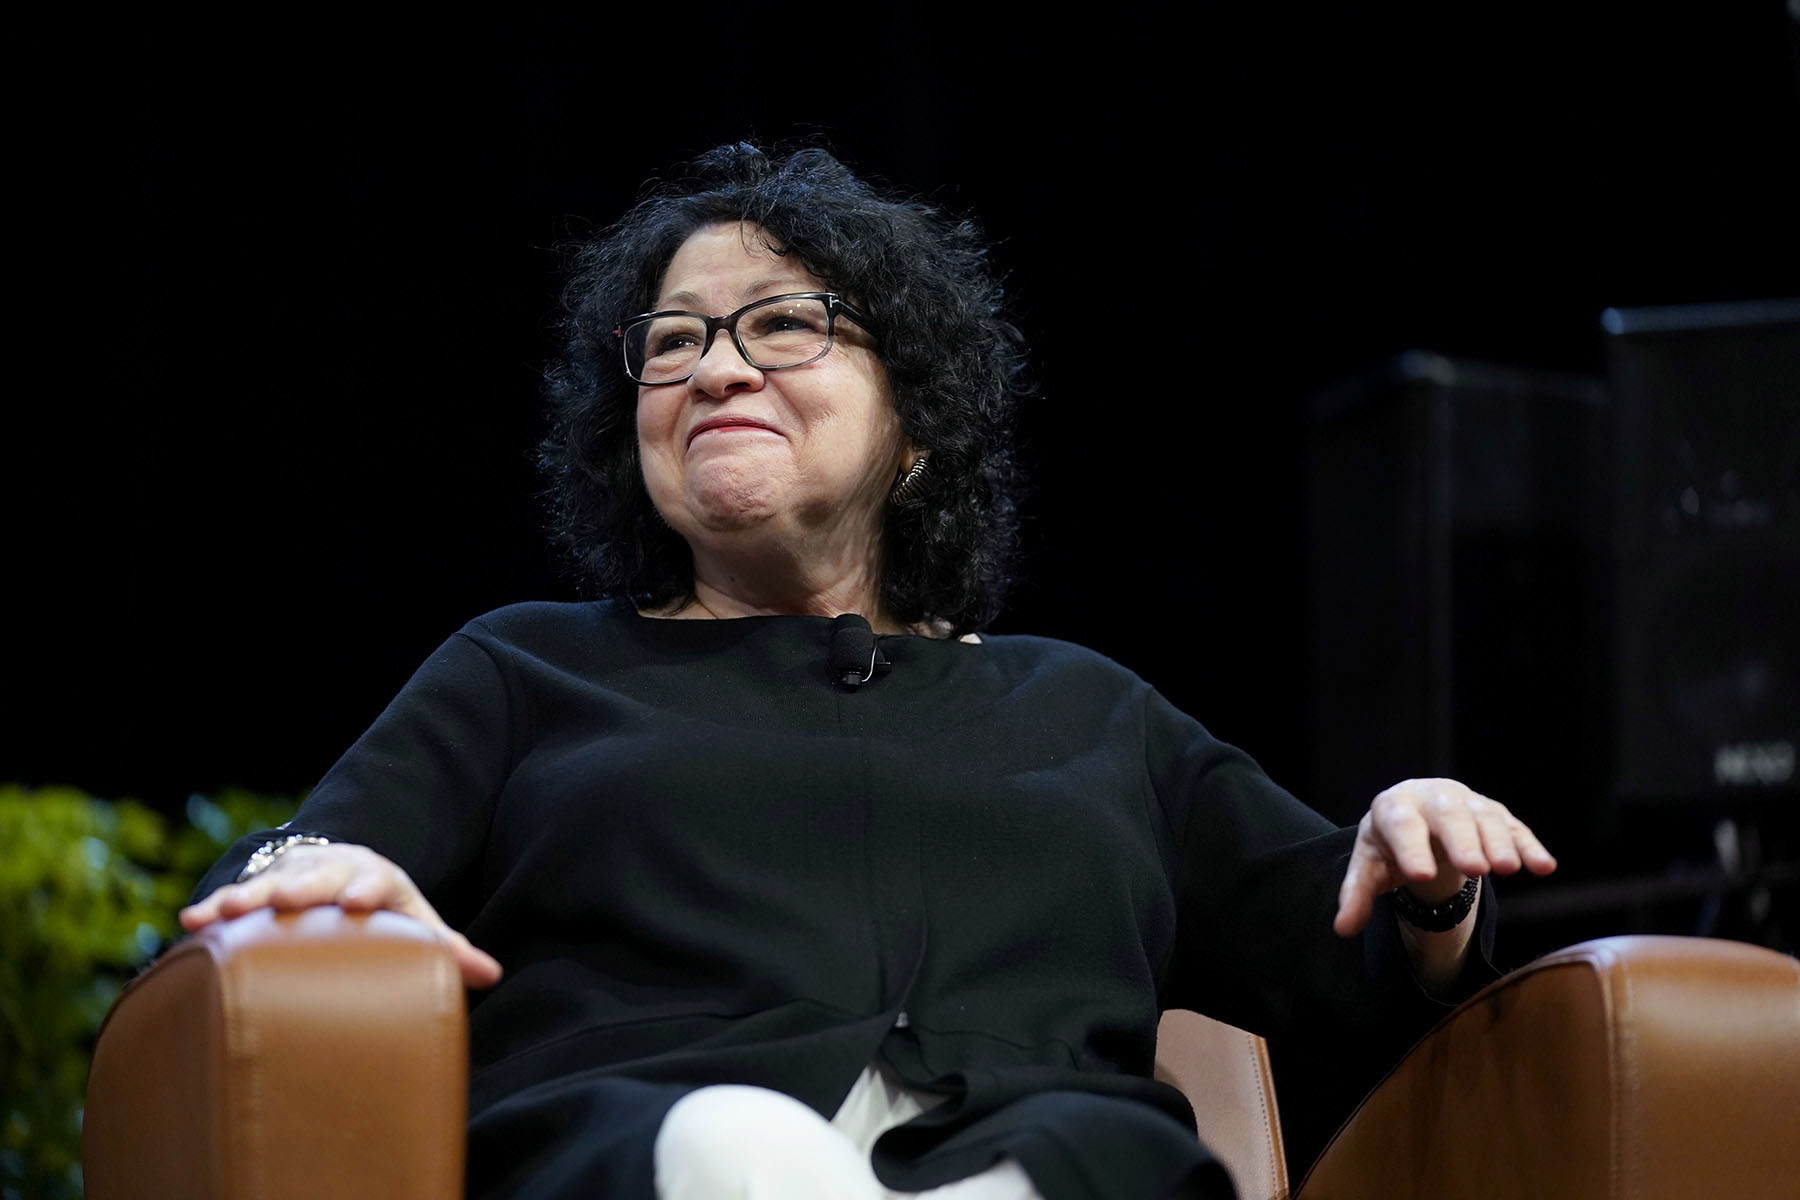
1294,935,1800,1200
84,906,468,1200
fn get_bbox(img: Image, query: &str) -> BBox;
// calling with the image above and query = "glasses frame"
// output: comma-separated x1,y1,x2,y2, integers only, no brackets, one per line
613,291,872,386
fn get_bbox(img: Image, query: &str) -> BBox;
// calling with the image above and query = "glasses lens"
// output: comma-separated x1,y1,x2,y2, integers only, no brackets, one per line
626,314,708,383
738,296,832,369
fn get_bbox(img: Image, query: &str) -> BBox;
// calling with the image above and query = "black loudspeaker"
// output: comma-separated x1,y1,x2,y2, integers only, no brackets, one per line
1604,300,1800,805
1303,353,1611,842
1306,306,1800,854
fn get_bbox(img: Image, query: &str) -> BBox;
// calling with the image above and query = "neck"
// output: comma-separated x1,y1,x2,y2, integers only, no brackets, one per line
672,526,903,632
684,577,896,630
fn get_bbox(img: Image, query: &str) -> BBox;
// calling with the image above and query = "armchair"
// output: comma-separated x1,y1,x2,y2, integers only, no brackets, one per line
85,911,1798,1199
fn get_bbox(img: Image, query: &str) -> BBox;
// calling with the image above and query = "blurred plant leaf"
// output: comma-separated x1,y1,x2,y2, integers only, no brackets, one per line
0,784,298,1199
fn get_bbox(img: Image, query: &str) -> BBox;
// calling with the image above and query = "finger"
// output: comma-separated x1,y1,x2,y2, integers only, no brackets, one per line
1426,787,1496,880
179,849,351,928
342,878,503,988
368,875,454,930
181,876,291,926
265,862,355,909
1335,818,1402,937
350,878,502,988
179,890,230,929
211,877,283,917
1369,789,1446,882
337,861,412,910
447,933,504,989
315,863,500,985
1473,802,1524,875
1333,872,1374,938
1510,816,1559,875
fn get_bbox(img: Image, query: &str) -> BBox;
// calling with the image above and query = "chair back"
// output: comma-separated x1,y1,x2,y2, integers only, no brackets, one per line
1156,1008,1289,1200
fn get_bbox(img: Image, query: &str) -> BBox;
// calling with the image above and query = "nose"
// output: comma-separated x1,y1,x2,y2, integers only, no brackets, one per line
688,329,763,398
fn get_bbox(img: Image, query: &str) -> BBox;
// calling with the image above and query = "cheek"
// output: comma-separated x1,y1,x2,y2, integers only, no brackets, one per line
635,393,676,459
828,360,903,450
866,392,906,462
633,396,681,501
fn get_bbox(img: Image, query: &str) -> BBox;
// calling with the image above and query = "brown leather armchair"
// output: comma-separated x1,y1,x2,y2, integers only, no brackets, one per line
85,912,1800,1199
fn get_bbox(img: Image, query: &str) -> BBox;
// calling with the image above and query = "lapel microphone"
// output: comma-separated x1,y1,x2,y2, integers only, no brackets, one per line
830,613,891,689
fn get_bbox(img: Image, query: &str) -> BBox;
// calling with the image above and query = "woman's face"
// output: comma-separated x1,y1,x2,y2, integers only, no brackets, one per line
635,222,907,554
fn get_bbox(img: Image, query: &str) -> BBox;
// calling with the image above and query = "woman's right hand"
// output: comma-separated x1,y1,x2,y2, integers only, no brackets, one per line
178,842,504,989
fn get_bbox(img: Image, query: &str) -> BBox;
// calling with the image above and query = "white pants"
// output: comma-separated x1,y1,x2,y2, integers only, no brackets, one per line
653,1064,1044,1199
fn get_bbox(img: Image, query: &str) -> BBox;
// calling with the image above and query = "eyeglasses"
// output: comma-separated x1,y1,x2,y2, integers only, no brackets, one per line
614,292,870,386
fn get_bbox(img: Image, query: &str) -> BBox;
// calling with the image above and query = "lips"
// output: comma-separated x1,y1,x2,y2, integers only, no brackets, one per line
686,416,781,449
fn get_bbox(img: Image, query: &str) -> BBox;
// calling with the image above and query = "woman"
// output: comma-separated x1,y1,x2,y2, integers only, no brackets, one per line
181,144,1555,1200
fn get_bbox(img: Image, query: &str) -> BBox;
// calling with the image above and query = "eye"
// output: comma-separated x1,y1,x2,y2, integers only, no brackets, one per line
745,306,828,339
649,329,700,357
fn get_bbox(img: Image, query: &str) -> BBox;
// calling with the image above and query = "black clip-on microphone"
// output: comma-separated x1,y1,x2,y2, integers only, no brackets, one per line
830,613,891,689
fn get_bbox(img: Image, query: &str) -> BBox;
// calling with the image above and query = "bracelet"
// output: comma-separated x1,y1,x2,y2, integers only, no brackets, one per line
236,834,333,882
1389,875,1481,932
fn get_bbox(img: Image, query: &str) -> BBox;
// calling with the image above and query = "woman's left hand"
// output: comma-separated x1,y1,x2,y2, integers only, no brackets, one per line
1332,778,1557,937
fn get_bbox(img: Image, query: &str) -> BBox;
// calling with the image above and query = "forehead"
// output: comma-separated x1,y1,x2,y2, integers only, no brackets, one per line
655,222,824,309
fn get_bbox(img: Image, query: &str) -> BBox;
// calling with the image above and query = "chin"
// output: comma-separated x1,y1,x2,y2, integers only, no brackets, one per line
681,484,783,533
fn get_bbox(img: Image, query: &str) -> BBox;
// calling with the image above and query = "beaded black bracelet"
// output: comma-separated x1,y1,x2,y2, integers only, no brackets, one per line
1389,875,1481,932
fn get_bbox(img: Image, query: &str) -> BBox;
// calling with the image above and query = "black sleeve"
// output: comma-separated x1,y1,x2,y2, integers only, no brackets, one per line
188,628,517,930
1144,686,1500,1175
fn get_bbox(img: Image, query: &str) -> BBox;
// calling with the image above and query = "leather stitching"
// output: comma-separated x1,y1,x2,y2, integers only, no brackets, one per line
1248,1032,1287,1199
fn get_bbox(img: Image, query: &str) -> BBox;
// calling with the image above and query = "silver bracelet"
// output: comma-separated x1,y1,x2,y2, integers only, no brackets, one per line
236,834,332,882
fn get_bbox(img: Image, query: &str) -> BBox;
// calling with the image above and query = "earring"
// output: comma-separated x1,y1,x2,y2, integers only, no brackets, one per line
889,452,931,507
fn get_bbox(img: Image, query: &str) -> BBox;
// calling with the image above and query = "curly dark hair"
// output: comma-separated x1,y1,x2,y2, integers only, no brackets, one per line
540,143,1028,636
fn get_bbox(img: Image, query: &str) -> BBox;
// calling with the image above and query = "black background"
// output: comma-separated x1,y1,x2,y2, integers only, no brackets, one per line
10,7,1799,947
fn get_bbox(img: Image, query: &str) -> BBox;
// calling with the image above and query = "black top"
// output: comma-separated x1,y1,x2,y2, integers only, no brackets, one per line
194,600,1494,1199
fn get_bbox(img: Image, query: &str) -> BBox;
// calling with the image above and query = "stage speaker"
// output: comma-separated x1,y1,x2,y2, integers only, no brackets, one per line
1305,304,1800,850
1303,353,1610,847
1604,300,1800,805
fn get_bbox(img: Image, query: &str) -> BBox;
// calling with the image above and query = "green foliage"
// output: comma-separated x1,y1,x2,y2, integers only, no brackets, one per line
0,785,298,1200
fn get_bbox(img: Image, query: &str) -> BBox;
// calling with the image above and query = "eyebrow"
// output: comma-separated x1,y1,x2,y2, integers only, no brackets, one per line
659,277,812,311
